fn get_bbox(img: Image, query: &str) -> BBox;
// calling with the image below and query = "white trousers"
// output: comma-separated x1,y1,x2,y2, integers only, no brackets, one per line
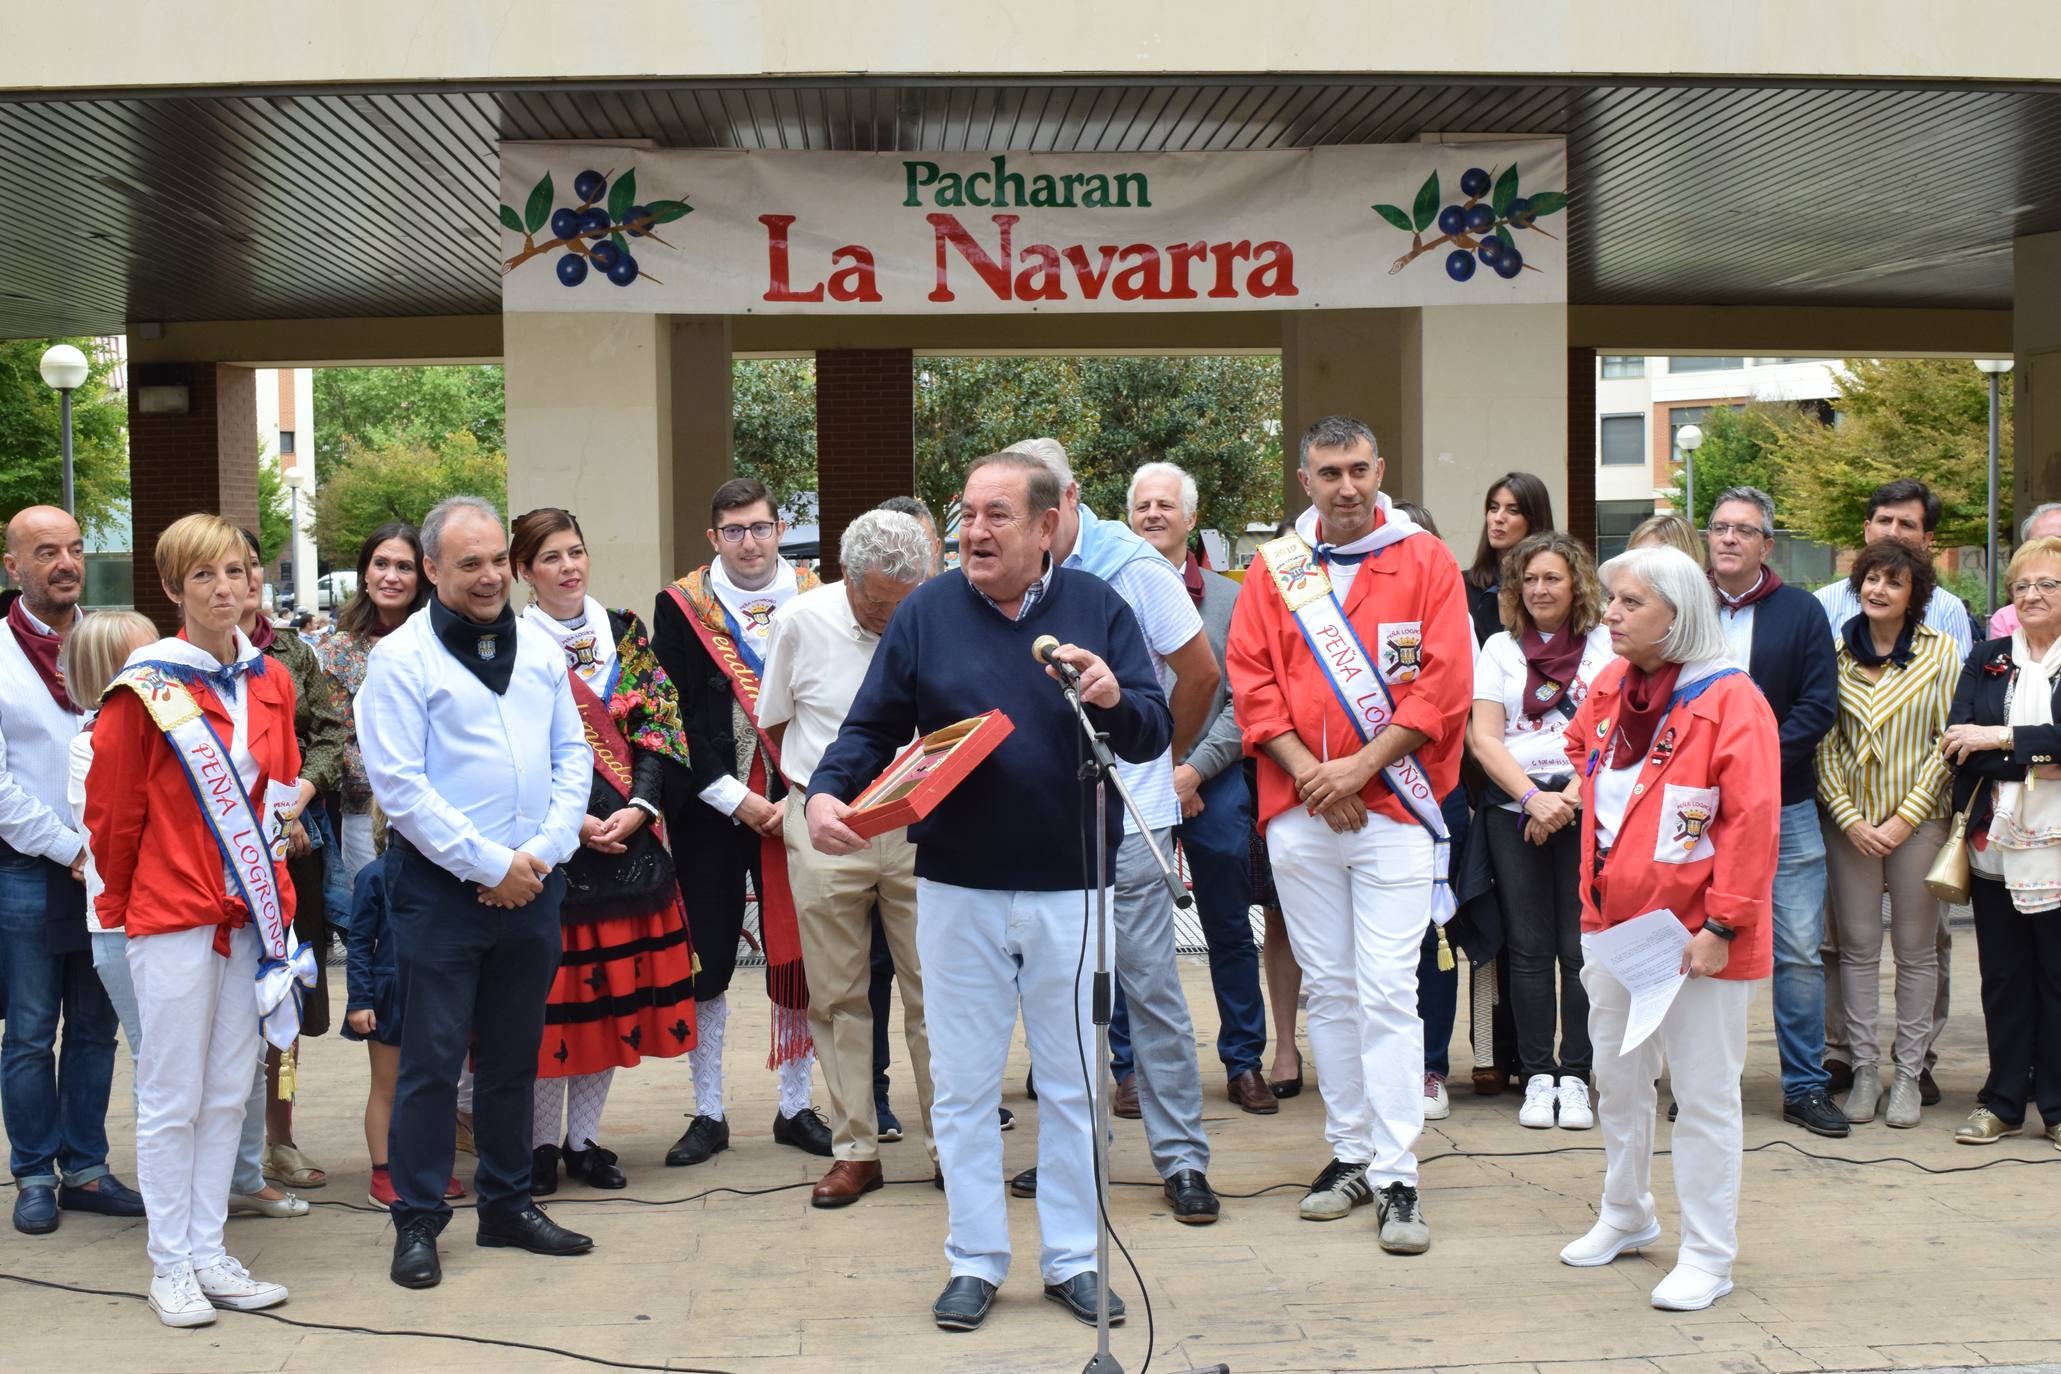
1266,807,1428,1185
916,878,1099,1287
126,923,260,1275
1584,962,1753,1278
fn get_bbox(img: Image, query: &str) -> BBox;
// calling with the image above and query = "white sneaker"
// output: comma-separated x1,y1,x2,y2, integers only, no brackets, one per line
1518,1073,1558,1128
1423,1072,1450,1121
193,1256,289,1311
1556,1076,1594,1130
1298,1159,1373,1221
1651,1263,1734,1311
149,1265,216,1328
1559,1218,1662,1267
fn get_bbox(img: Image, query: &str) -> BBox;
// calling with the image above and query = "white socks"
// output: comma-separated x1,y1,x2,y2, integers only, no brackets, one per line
777,1046,815,1119
534,1070,616,1150
689,995,728,1121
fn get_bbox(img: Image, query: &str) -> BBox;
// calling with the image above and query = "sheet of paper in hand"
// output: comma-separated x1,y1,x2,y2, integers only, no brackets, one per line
1581,907,1692,1054
845,710,1015,840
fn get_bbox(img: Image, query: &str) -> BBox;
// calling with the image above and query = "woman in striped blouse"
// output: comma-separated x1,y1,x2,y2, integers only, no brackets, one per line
1817,539,1959,1128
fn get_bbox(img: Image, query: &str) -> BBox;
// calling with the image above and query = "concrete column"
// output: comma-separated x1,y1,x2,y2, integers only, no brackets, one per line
670,316,735,574
127,362,259,631
1279,310,1414,523
1414,304,1569,551
2015,231,2061,520
815,348,915,571
504,312,672,611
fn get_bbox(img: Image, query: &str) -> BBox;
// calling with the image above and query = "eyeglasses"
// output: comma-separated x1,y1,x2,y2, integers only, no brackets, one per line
2009,577,2061,600
716,521,777,543
1706,522,1767,540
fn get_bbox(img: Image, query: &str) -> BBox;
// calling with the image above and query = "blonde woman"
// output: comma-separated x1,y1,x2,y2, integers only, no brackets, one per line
1627,513,1707,569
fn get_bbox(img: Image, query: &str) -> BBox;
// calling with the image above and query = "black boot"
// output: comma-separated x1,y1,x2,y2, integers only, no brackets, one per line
531,1143,561,1197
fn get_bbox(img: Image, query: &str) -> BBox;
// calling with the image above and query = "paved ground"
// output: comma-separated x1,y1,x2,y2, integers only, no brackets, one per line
5,951,2059,1374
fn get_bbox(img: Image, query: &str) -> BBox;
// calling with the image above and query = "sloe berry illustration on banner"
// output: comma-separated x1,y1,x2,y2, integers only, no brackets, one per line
497,141,1567,313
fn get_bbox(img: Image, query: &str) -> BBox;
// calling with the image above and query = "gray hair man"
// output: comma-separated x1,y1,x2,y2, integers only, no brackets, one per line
1125,461,1274,1115
1003,436,1225,1225
1703,485,1846,1139
756,510,937,1207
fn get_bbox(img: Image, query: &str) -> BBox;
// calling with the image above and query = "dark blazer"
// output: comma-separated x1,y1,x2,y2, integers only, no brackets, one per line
650,578,792,814
1745,582,1839,807
1947,637,2061,834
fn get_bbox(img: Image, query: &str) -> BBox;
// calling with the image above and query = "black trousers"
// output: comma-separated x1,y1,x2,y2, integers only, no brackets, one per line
386,844,564,1232
666,798,763,1003
1482,808,1590,1079
1970,875,2061,1127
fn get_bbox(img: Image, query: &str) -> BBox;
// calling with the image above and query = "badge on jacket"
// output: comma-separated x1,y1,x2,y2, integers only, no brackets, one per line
1379,621,1424,683
1656,783,1719,864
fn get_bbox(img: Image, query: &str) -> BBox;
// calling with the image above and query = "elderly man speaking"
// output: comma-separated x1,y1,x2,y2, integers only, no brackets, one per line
806,451,1171,1334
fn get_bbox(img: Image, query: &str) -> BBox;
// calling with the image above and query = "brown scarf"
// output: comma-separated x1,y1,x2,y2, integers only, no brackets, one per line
6,596,79,714
1711,565,1784,612
1612,660,1683,766
1181,551,1205,607
245,614,276,652
1519,624,1587,720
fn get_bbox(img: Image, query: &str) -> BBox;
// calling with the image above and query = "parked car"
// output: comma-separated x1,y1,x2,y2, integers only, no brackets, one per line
315,570,358,609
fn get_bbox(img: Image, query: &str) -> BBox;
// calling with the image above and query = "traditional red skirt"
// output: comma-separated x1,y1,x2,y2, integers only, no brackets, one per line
537,897,699,1078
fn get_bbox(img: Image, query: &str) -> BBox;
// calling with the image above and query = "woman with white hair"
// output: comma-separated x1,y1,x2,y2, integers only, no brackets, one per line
1556,546,1780,1313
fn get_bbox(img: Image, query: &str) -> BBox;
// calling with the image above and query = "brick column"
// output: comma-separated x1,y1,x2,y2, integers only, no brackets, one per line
1566,347,1598,551
128,363,259,631
814,348,914,571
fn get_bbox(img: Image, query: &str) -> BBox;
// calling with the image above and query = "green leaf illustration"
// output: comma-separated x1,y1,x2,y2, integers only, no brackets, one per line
612,230,628,257
1496,225,1515,249
1371,203,1414,234
1527,191,1569,217
498,204,524,233
1492,165,1519,217
644,199,693,226
524,173,554,236
1411,172,1440,233
608,168,637,225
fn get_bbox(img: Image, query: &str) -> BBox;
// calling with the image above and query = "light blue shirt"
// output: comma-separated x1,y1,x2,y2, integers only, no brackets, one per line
1813,579,1973,659
358,607,589,886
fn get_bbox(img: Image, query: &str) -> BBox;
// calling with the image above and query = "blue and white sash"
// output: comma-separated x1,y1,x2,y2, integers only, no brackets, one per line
1260,532,1456,926
109,663,316,1049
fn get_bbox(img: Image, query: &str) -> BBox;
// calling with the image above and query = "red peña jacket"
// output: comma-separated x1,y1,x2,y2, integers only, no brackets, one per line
86,661,300,954
1227,521,1472,833
1562,659,1778,981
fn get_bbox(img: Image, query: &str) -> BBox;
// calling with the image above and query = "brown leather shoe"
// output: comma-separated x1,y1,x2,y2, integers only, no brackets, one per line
1113,1074,1142,1120
1470,1067,1504,1096
1228,1069,1279,1115
809,1160,884,1209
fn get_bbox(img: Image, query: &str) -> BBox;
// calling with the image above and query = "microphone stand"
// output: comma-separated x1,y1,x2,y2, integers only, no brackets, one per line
1053,671,1226,1374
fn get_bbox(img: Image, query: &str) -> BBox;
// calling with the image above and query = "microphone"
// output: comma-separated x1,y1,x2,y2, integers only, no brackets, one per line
1032,634,1083,687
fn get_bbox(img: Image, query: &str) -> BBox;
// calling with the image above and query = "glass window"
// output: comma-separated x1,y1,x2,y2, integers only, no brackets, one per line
1667,356,1746,373
279,430,296,454
1595,499,1656,562
1600,355,1645,379
1600,414,1645,466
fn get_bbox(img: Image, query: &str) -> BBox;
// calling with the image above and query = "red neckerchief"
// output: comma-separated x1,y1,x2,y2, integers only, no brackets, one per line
6,596,79,714
1519,623,1587,720
1612,660,1684,764
1181,551,1205,607
245,615,277,652
1711,565,1784,612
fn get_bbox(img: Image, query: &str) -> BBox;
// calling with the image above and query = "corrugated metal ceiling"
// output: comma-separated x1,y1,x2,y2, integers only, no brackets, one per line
0,79,2055,338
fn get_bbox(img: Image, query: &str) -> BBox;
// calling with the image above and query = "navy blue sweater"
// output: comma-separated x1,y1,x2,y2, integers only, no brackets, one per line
1744,582,1839,807
808,566,1172,891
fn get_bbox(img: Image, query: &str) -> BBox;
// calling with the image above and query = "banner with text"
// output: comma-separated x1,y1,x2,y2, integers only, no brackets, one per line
498,141,1568,315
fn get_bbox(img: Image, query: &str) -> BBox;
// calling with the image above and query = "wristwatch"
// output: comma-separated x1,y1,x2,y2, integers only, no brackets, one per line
1702,918,1737,942
1996,726,2013,751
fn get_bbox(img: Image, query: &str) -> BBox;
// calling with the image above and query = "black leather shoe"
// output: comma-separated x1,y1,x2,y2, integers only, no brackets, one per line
1825,1059,1855,1095
1919,1066,1942,1107
932,1275,998,1331
391,1221,441,1288
1009,1166,1038,1199
1044,1271,1125,1326
1162,1169,1220,1225
12,1182,57,1235
773,1107,834,1157
665,1114,730,1167
476,1204,594,1256
1783,1088,1852,1138
531,1143,560,1196
565,1142,626,1190
58,1173,145,1217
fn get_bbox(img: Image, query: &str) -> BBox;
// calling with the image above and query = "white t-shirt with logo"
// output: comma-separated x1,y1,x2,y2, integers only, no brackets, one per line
1472,623,1615,810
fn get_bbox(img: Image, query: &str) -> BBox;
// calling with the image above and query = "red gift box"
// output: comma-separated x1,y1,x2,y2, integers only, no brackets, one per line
844,710,1016,840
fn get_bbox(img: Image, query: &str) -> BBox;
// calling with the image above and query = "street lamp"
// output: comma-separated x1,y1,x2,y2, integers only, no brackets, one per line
1974,358,2014,617
37,344,89,516
281,467,307,611
1675,423,1705,530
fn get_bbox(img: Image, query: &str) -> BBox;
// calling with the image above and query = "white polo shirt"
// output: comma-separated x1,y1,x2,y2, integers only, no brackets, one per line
757,581,884,791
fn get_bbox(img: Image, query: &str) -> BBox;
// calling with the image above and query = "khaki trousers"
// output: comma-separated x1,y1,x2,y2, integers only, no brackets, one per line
1822,815,1944,1074
783,799,933,1163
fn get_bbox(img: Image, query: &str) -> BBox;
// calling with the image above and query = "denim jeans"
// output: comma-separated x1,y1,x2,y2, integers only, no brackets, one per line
0,859,117,1184
1417,922,1458,1077
1770,800,1831,1100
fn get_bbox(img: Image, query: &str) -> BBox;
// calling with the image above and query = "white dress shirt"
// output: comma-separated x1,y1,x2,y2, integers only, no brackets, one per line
697,558,803,819
0,602,87,865
756,581,883,791
357,605,589,886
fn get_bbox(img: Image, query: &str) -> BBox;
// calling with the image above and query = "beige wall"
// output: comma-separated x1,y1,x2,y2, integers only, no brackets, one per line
11,2,2061,90
1416,305,1568,548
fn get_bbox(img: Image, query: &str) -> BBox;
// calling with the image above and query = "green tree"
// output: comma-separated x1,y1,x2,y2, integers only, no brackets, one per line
254,441,293,561
311,366,505,485
732,359,819,507
1659,403,1797,524
311,432,506,564
0,338,129,537
1769,359,2012,549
